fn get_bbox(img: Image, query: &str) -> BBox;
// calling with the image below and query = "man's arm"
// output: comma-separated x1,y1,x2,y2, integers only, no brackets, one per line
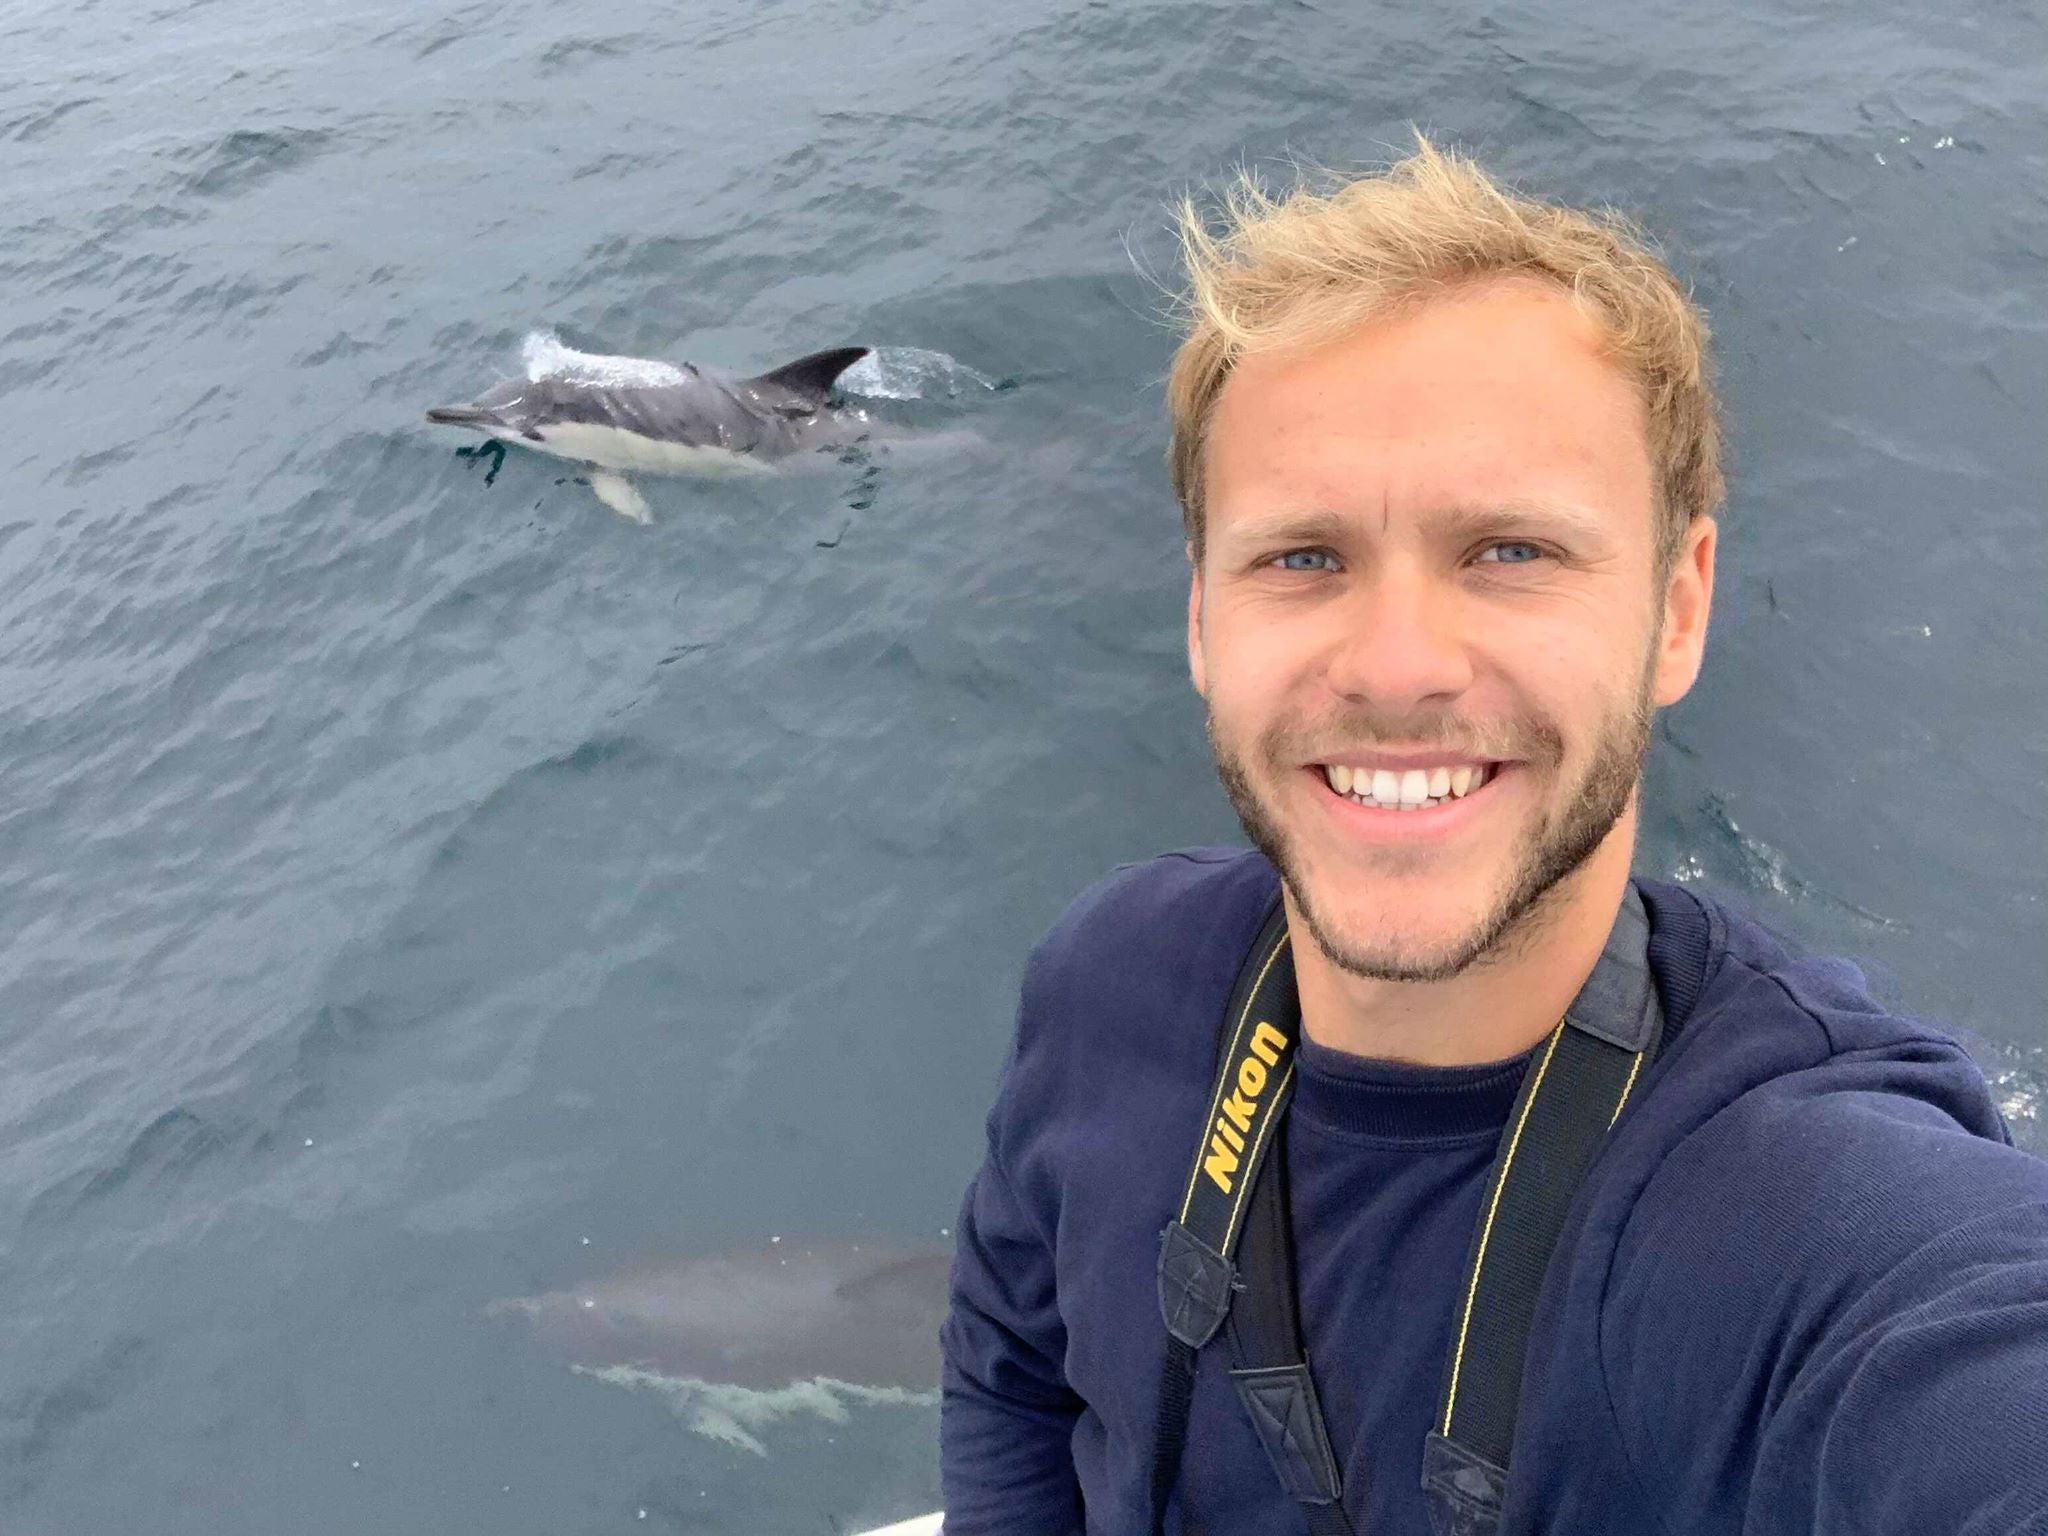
1751,1195,2048,1533
1607,1065,2048,1533
940,1144,1086,1535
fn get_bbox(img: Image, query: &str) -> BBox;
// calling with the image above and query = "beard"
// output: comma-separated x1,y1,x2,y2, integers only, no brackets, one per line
1208,668,1653,984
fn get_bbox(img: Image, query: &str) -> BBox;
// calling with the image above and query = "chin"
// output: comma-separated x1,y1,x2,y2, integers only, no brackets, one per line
1290,864,1525,983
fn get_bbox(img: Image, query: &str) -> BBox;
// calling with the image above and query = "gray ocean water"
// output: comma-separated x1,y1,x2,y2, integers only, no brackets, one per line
3,0,2045,1530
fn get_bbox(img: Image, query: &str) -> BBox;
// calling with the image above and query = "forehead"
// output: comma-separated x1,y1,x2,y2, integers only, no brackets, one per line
1204,281,1654,538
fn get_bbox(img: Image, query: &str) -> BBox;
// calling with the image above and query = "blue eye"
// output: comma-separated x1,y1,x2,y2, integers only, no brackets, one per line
1274,549,1336,572
1476,541,1546,565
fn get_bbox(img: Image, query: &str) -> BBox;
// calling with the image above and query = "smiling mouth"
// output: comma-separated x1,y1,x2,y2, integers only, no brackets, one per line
1316,761,1498,812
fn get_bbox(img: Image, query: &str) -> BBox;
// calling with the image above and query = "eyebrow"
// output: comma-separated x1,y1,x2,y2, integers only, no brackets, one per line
1218,498,1614,551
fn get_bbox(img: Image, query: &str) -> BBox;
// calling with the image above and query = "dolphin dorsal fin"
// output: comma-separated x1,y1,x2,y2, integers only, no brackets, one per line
751,346,871,403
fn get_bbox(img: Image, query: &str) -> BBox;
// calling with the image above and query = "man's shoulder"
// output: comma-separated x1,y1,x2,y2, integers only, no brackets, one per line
988,850,1282,1186
1599,885,2048,1459
1027,846,1280,991
1640,875,1991,1071
1618,879,2039,1290
1002,848,1278,1084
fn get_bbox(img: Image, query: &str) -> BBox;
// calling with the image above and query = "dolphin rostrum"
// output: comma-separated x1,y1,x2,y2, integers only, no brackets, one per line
426,333,875,523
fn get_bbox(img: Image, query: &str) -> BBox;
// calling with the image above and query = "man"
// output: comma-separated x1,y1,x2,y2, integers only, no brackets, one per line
939,139,2048,1534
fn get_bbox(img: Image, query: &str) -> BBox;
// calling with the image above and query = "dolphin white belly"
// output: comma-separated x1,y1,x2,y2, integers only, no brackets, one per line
523,421,774,478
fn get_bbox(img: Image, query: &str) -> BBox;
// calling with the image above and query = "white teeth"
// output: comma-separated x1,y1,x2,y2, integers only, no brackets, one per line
1328,762,1492,809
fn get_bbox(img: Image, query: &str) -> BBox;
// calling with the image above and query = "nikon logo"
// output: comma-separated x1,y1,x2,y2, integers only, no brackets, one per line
1201,1020,1289,1193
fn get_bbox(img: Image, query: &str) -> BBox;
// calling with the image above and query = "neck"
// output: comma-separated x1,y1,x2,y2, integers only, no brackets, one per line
1287,809,1637,1068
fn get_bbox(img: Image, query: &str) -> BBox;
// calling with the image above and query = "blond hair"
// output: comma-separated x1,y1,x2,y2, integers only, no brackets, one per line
1167,136,1723,567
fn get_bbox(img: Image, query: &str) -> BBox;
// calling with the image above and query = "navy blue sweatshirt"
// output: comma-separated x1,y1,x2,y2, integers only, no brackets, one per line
940,848,2048,1534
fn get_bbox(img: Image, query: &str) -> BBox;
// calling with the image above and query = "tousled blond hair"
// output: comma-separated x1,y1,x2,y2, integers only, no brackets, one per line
1168,136,1723,568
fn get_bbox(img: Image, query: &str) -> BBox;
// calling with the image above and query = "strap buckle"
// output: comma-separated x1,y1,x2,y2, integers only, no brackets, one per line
1229,1362,1344,1505
1158,1219,1235,1349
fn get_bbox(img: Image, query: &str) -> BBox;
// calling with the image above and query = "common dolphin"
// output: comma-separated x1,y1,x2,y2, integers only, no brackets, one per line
426,334,875,523
487,1240,950,1394
491,1240,954,1526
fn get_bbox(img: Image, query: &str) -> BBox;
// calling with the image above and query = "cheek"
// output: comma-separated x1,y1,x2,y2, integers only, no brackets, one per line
1478,624,1626,737
1204,612,1313,712
1204,662,1277,742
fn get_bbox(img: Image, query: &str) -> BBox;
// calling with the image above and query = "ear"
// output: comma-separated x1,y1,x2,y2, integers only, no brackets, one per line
1652,516,1716,707
1186,548,1209,699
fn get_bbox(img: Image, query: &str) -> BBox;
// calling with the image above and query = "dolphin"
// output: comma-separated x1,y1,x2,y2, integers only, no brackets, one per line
486,1240,951,1395
491,1239,955,1519
426,334,875,523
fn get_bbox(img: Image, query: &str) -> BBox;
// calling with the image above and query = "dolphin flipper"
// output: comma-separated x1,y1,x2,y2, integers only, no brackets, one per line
590,471,651,524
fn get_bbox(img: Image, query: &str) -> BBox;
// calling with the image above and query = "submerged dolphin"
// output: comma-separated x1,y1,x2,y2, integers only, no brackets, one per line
426,333,875,523
486,1240,951,1394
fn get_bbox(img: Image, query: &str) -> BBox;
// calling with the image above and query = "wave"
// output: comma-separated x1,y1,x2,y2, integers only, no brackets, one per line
572,1365,936,1456
838,346,999,401
520,330,690,388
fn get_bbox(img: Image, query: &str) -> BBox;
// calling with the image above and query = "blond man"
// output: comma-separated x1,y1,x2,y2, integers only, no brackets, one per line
939,141,2048,1535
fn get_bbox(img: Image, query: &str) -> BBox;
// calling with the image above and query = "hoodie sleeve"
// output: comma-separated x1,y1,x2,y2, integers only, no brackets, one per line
940,1141,1086,1535
1605,1038,2048,1534
939,922,1088,1536
1758,1196,2048,1535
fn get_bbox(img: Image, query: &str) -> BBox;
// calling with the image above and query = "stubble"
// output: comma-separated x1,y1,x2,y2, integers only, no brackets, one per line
1207,672,1654,983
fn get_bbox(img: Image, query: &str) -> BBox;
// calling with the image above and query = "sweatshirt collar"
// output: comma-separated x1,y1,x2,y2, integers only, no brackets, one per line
1289,883,1665,1145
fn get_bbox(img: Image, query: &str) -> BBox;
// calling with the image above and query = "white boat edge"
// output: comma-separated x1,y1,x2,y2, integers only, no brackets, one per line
850,1514,943,1536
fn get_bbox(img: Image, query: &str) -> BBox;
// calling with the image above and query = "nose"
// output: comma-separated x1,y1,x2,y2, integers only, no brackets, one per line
1321,559,1475,711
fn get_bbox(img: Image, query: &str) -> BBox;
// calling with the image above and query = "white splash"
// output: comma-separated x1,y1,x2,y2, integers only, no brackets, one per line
854,1515,944,1536
839,346,997,401
574,1365,938,1456
521,330,690,388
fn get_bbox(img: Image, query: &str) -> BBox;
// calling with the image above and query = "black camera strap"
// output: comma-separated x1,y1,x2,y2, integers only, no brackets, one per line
1151,889,1664,1535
